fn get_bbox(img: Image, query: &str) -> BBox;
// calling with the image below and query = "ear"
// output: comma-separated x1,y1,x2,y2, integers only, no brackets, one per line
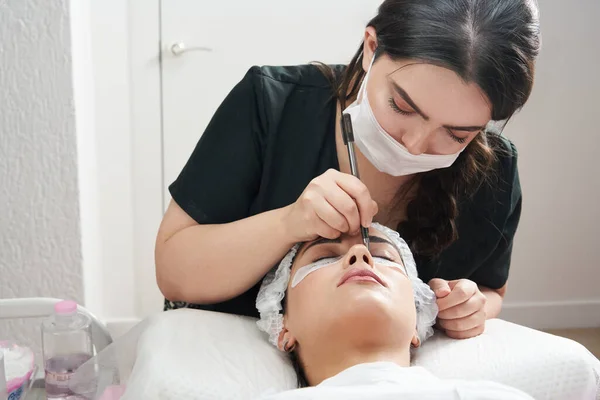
411,331,421,348
362,26,379,72
277,319,298,352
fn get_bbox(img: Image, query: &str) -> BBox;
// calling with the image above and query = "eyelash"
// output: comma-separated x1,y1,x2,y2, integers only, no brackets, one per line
446,129,467,144
313,256,335,263
388,97,414,116
388,97,468,145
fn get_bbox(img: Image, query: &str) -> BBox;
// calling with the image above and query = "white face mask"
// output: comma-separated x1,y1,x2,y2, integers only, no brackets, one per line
342,56,465,176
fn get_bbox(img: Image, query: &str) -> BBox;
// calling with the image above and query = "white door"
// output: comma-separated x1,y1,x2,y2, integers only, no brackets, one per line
160,1,384,204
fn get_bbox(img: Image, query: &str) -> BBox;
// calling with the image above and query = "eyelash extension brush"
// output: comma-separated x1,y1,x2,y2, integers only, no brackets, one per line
341,113,370,250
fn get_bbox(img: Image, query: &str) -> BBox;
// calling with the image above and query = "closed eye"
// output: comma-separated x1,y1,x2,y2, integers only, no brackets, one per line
313,256,339,263
446,129,468,144
373,255,395,262
388,97,415,116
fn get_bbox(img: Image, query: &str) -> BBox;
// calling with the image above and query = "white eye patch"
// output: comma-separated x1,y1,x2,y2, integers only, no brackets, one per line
290,256,406,288
291,256,342,288
373,257,406,273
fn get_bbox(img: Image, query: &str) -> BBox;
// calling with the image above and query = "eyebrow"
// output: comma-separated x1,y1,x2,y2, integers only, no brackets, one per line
298,237,341,257
389,81,486,132
369,235,396,247
298,235,396,257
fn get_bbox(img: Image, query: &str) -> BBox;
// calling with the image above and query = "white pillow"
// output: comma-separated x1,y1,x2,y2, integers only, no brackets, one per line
121,309,599,400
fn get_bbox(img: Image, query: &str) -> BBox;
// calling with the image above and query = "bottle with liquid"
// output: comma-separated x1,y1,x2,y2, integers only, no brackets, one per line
42,301,93,399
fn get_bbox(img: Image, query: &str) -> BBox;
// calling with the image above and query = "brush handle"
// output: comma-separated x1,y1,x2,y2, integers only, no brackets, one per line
341,113,369,249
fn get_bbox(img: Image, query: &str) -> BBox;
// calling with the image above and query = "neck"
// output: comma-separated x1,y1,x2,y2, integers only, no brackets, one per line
300,339,411,386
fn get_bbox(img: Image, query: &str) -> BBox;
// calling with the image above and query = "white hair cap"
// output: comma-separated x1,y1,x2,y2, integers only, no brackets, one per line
255,222,438,349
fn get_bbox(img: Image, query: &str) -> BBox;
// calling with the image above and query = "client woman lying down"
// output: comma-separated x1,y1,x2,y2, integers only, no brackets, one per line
255,223,532,399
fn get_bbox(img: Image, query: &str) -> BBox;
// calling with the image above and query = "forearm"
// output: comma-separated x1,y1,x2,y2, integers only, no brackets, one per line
480,285,505,319
156,206,296,304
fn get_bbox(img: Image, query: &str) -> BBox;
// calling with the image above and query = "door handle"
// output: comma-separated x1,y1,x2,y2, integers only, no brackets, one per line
170,42,213,56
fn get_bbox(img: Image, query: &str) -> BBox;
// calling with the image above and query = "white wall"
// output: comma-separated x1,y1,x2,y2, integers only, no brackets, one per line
0,0,149,348
0,0,83,357
71,0,164,333
70,0,143,332
499,0,600,329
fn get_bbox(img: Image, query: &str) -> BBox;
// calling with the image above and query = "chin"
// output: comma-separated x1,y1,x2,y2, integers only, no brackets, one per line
333,292,399,333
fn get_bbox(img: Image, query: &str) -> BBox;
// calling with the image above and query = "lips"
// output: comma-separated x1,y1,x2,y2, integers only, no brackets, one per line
338,268,385,287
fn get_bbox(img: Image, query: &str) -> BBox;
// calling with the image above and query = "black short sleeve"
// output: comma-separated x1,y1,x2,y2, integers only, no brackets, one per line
469,141,522,289
169,67,265,224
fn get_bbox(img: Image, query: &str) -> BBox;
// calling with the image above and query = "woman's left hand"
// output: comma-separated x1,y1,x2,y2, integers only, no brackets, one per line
428,278,487,339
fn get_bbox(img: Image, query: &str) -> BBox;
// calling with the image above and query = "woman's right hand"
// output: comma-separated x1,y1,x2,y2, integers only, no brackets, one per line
283,169,379,242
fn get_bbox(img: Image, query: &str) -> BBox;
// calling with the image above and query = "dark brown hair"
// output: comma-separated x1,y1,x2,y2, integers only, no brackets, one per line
323,0,540,257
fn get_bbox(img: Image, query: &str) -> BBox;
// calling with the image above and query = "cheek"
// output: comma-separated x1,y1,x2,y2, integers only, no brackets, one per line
388,278,418,318
401,282,418,325
286,269,335,330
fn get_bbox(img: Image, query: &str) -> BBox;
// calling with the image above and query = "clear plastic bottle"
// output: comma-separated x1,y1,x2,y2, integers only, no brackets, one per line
42,300,93,399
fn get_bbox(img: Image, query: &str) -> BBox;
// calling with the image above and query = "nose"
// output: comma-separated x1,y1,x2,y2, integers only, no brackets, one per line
343,245,374,270
400,127,429,155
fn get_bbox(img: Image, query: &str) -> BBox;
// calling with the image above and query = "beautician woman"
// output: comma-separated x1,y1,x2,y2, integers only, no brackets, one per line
156,0,540,339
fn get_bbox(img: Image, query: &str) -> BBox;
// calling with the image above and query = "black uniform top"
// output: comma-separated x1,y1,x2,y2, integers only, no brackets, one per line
166,64,522,317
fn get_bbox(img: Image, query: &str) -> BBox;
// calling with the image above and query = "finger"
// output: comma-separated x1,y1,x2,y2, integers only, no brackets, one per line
313,214,342,240
444,323,486,340
428,278,452,298
437,293,486,320
323,184,361,234
312,196,350,233
436,279,477,312
437,310,486,332
371,200,379,217
447,279,467,290
334,174,376,227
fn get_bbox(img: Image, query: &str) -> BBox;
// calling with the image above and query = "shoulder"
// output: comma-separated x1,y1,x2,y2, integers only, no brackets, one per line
489,134,521,208
233,64,343,128
237,64,343,144
456,134,519,207
248,63,345,89
490,134,519,177
220,64,342,138
459,134,521,223
237,64,345,109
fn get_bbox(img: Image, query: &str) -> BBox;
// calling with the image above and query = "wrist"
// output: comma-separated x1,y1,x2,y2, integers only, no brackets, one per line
274,205,300,247
480,286,503,319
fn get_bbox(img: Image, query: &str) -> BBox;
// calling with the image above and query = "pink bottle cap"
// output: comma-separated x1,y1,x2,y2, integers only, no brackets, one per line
54,300,78,315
